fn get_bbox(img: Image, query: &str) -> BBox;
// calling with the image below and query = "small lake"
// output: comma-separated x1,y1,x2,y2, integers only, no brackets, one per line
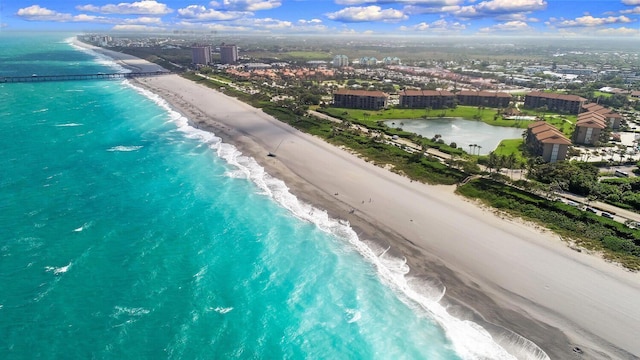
384,118,525,155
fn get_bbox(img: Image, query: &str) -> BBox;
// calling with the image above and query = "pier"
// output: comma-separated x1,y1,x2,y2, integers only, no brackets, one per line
0,71,170,84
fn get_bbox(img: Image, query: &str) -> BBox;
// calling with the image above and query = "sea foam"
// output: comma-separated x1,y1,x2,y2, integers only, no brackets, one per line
124,79,550,360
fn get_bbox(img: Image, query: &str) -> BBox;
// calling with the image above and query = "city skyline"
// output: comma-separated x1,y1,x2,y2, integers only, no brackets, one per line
1,0,639,37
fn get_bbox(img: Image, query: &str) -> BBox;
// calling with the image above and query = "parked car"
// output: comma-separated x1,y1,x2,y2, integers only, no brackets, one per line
586,207,597,214
601,212,614,219
566,200,579,207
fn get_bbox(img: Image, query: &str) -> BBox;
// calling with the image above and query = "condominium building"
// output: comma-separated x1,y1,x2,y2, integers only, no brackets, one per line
220,44,238,65
333,89,388,110
573,112,606,145
526,121,571,163
332,55,349,68
399,90,455,109
456,90,512,108
524,92,587,114
581,103,622,129
191,45,211,65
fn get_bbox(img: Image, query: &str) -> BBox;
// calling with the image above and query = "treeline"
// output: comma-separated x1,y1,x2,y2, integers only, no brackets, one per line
528,161,640,211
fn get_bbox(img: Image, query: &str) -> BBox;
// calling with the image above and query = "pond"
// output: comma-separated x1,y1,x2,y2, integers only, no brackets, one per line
384,117,525,155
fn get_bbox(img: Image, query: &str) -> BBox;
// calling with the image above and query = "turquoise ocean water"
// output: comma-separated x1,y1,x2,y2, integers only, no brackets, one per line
0,33,544,359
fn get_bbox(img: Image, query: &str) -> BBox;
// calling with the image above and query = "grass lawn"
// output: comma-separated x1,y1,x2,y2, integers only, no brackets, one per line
594,91,613,98
541,114,576,136
320,106,527,127
494,139,526,162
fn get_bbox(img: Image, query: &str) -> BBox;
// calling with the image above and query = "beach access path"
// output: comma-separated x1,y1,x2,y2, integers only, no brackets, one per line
74,39,640,360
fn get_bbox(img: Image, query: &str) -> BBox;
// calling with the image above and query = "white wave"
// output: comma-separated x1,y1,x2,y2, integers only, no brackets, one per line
124,79,549,360
73,221,92,232
107,145,143,152
33,108,48,113
45,263,71,275
64,89,85,92
345,308,361,323
66,37,129,74
113,306,150,317
55,123,83,127
212,307,233,314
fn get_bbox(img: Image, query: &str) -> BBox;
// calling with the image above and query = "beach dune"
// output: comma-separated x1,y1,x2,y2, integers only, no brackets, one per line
76,39,640,359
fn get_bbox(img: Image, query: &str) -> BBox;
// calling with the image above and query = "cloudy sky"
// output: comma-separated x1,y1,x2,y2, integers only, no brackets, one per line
1,0,639,36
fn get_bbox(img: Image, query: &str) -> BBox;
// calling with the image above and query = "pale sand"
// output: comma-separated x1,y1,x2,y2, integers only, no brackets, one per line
76,40,640,359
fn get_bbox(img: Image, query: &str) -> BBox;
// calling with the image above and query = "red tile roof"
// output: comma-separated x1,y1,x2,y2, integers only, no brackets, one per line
528,121,571,144
576,119,606,129
334,89,388,97
401,89,454,97
457,90,512,98
536,130,573,145
527,91,587,102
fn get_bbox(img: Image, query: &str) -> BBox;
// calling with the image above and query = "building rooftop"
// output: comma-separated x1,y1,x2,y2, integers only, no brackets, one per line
526,91,587,102
456,90,512,98
334,89,388,97
528,121,571,144
400,89,454,97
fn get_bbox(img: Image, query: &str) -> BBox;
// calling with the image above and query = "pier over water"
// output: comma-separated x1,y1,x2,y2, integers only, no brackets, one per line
0,71,170,84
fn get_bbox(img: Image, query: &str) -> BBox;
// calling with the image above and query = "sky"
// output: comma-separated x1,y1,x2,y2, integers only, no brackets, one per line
1,0,639,37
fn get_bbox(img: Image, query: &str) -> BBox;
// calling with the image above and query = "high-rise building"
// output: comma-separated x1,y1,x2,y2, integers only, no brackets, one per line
332,55,349,68
191,45,211,65
220,44,238,65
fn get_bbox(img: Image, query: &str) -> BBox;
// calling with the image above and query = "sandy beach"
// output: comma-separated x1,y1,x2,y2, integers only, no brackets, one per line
75,39,640,359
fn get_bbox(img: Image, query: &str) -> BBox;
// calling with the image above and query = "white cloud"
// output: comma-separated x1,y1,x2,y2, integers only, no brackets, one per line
326,6,408,22
554,15,633,27
16,5,72,21
336,0,461,5
219,0,282,11
112,24,165,31
178,5,249,21
175,21,249,31
124,16,163,24
479,20,530,32
297,18,323,25
595,26,640,36
621,6,640,14
495,12,538,22
622,0,640,5
77,1,172,15
401,18,466,31
454,0,546,18
72,14,114,23
249,17,292,29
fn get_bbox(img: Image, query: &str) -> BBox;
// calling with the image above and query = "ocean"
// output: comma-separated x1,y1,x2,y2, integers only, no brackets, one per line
0,33,543,359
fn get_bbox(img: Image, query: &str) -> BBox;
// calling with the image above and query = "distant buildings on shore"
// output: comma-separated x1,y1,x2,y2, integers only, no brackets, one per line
220,44,238,65
191,43,238,65
191,45,211,66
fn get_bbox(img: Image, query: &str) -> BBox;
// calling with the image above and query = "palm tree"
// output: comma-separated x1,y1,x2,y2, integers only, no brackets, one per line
505,153,516,178
477,145,482,155
487,152,498,173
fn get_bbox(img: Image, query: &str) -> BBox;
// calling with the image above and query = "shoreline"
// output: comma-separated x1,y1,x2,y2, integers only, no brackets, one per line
73,39,640,359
